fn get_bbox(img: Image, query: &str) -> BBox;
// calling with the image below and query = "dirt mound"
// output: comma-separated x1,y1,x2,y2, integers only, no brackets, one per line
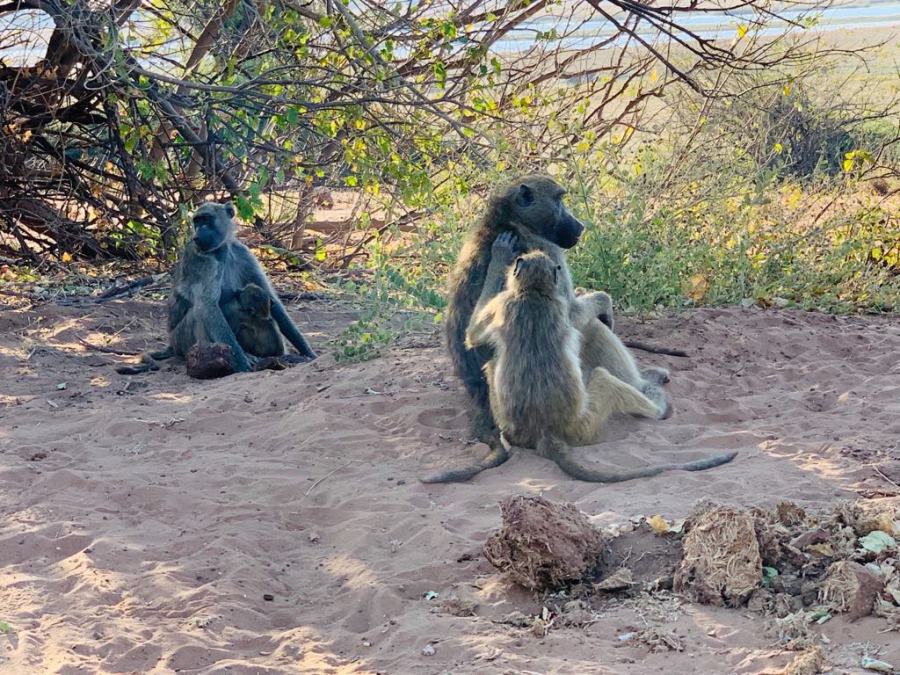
483,495,607,590
597,523,682,592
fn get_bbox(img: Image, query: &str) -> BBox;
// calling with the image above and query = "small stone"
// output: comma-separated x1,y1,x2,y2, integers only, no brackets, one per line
263,594,274,601
422,643,435,656
594,567,633,592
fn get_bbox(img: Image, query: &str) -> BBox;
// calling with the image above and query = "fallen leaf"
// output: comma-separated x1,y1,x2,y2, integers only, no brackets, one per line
859,531,896,554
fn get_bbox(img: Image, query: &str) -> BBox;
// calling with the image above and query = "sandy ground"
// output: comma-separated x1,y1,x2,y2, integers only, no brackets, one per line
0,294,898,674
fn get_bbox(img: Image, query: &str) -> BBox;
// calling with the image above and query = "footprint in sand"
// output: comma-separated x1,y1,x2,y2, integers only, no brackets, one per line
416,407,467,430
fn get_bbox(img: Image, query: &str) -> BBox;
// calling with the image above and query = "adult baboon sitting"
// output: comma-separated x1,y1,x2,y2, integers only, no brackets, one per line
432,174,677,482
435,248,736,483
117,202,315,376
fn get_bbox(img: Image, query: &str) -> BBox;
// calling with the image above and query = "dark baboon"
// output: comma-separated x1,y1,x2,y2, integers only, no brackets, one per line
426,250,735,483
223,283,283,358
116,202,315,376
437,174,672,480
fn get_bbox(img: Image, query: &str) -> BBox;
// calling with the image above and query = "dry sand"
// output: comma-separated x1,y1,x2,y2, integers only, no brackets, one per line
0,295,898,674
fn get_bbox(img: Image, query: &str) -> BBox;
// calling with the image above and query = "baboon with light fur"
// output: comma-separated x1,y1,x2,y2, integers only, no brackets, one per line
443,248,736,482
433,174,674,481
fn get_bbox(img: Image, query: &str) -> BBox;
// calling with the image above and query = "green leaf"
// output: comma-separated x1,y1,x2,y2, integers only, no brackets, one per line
235,196,255,220
0,622,11,634
859,531,896,554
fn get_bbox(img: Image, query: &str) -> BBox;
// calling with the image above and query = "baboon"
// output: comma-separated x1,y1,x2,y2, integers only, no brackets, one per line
223,283,283,358
436,174,672,480
425,250,736,483
116,202,315,376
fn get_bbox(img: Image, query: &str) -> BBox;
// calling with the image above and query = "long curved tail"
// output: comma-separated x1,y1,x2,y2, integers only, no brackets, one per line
420,443,510,483
552,448,738,483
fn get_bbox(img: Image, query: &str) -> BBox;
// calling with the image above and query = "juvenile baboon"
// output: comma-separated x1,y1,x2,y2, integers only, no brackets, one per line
116,202,315,376
438,174,671,479
223,283,283,358
425,250,736,483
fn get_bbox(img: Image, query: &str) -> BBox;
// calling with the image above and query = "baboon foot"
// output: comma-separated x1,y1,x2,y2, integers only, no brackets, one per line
642,383,673,420
641,366,670,385
469,406,500,446
253,353,316,371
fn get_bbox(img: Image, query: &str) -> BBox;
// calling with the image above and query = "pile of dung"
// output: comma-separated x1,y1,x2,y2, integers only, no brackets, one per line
819,560,884,620
687,497,900,624
673,505,762,607
481,495,900,627
186,343,235,379
483,495,607,591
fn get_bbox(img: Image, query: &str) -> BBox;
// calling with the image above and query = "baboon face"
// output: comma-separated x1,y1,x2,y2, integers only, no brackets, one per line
191,202,236,252
511,251,560,293
506,175,584,249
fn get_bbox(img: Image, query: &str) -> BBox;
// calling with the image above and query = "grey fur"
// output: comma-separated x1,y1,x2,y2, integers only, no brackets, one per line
223,282,284,358
116,202,315,376
438,250,736,483
432,174,675,482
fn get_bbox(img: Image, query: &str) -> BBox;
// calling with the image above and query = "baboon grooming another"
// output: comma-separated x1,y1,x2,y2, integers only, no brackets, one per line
116,202,315,376
436,249,736,483
433,174,673,481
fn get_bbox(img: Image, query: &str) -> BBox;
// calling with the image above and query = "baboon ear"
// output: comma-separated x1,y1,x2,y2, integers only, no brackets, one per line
513,257,524,277
516,184,534,206
224,201,236,219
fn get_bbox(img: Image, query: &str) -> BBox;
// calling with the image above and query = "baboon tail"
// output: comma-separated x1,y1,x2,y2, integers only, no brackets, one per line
115,362,158,375
115,346,173,375
552,448,737,483
149,346,175,360
419,444,510,484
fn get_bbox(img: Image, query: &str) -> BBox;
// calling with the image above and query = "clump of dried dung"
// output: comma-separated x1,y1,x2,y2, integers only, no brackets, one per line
780,646,826,675
186,343,235,379
833,498,899,537
674,505,762,606
483,495,607,591
818,560,884,620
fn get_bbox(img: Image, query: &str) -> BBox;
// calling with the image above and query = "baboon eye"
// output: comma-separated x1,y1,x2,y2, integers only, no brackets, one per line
517,184,534,206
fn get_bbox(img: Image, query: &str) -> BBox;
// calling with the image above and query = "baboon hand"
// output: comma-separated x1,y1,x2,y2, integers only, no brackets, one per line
491,231,520,267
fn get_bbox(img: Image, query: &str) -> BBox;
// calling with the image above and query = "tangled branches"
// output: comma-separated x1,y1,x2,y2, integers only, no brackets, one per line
0,0,850,262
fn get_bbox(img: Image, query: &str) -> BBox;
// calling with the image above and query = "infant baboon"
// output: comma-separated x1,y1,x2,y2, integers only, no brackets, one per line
117,202,315,376
224,283,283,358
426,250,735,483
436,174,672,481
